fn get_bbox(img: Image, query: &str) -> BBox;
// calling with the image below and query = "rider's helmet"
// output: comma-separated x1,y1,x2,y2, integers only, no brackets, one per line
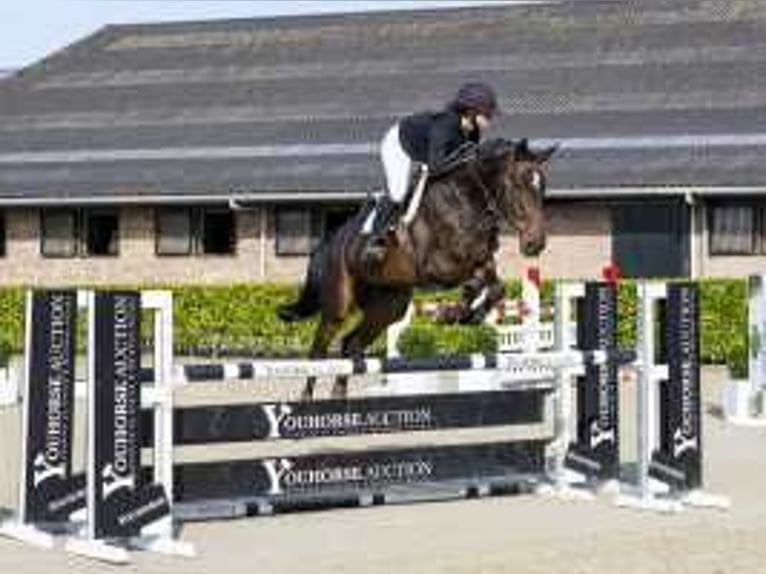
449,82,499,118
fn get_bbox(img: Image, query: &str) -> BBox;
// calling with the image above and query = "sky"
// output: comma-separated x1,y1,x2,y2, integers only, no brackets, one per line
0,0,527,70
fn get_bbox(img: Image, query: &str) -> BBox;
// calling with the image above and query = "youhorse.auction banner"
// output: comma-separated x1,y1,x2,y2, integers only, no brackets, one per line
566,282,619,480
649,282,702,490
22,290,84,523
172,440,548,504
141,389,548,445
91,291,169,539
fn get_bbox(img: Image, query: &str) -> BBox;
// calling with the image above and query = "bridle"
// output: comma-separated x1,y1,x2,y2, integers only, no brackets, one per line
463,150,523,233
433,140,537,235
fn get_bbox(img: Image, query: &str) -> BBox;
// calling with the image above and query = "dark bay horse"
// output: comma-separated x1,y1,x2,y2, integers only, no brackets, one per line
279,138,556,399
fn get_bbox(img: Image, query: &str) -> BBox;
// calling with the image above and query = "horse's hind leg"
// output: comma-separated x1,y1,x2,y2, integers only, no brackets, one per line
303,316,343,400
333,289,412,399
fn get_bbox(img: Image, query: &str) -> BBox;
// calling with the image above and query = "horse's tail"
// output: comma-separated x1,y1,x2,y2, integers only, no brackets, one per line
278,199,371,323
277,241,326,322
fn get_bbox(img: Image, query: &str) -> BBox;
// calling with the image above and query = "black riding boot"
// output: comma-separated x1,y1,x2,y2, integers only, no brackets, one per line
363,198,402,263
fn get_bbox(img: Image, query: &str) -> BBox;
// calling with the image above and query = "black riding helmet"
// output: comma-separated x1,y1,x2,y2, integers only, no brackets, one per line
449,82,499,118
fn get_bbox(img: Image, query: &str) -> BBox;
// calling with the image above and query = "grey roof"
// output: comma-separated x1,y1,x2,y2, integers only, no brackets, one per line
2,0,766,203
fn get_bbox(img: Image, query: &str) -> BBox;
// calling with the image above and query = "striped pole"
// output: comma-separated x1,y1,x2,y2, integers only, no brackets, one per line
144,349,636,385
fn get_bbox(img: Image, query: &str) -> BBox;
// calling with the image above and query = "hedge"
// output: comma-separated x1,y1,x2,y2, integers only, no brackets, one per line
0,279,749,367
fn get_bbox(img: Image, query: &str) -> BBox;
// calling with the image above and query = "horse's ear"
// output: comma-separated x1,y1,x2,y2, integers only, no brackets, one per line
536,144,559,164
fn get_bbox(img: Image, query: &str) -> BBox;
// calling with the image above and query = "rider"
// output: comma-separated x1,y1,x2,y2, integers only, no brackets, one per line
362,82,499,262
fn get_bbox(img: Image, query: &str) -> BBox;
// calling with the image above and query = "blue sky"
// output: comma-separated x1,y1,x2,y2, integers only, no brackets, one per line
0,0,522,70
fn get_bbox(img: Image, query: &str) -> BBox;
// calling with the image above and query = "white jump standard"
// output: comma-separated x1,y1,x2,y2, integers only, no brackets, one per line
615,282,729,512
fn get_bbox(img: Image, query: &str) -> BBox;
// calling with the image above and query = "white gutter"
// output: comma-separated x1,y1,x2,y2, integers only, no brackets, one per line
547,186,766,199
0,186,763,207
0,190,371,207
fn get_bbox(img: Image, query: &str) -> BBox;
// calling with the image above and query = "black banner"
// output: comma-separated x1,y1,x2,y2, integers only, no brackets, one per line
92,291,169,539
649,283,702,490
172,440,547,503
141,389,548,445
567,282,619,480
22,290,84,523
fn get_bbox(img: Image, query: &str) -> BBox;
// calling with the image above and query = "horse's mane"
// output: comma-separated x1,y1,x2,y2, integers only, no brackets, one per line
430,138,514,181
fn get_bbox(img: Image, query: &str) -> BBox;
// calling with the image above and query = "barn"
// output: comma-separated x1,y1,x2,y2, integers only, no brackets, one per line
0,0,763,284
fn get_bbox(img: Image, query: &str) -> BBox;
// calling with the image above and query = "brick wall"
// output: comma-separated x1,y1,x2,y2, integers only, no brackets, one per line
496,203,613,280
0,206,265,285
1,201,758,286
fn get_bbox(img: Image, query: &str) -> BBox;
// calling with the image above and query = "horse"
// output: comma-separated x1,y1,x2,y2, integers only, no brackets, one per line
278,138,556,399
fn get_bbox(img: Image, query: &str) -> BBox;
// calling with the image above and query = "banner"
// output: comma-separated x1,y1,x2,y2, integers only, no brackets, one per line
142,389,548,445
22,290,84,523
566,282,619,480
649,283,702,490
91,291,169,539
173,440,548,502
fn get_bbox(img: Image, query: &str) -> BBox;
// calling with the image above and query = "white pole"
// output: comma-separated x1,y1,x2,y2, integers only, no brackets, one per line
635,282,667,498
136,292,194,557
17,291,33,524
748,276,766,417
521,267,541,353
549,282,585,489
140,292,175,542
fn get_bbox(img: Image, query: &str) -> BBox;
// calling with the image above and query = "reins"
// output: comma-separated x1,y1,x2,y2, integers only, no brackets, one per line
426,140,521,235
459,148,521,235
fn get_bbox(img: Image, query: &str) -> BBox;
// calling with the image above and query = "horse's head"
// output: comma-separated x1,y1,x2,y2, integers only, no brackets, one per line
481,138,556,257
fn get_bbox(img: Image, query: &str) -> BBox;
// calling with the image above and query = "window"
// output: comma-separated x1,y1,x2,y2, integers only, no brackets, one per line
41,208,119,258
41,210,78,258
274,207,322,256
709,203,765,255
156,208,193,256
84,210,119,256
202,209,235,255
273,205,359,257
275,209,311,256
155,206,236,256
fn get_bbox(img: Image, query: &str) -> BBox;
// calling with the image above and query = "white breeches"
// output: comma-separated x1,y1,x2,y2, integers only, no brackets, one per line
363,124,428,234
380,124,412,203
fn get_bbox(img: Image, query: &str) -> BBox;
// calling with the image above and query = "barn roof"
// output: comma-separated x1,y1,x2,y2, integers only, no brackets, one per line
1,0,765,204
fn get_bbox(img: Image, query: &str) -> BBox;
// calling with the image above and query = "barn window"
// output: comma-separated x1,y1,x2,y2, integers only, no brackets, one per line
156,208,193,255
156,206,236,256
201,208,236,255
41,209,78,258
709,204,761,255
84,209,119,256
41,208,120,258
274,207,321,256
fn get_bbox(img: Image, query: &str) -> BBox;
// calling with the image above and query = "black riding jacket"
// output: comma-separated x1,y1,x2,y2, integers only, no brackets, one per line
398,109,480,170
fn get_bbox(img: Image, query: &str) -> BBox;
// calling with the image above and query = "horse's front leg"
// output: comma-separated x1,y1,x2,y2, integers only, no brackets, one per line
457,265,504,325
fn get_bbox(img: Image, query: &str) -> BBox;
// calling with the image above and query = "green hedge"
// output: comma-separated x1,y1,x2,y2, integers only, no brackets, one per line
0,279,750,366
400,279,748,364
